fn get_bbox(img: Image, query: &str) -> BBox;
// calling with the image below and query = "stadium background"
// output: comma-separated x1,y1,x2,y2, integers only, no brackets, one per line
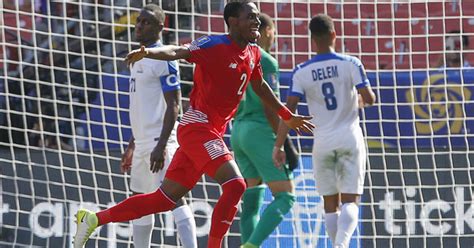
1,1,474,247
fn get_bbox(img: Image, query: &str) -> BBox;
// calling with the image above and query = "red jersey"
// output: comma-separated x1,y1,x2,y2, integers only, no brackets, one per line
181,35,263,135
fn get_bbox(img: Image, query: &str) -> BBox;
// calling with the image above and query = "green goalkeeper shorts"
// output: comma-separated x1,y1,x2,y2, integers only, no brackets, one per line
231,120,293,182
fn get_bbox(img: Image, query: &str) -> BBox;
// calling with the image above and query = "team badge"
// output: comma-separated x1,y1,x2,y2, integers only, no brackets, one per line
270,74,277,84
195,36,211,46
188,36,211,51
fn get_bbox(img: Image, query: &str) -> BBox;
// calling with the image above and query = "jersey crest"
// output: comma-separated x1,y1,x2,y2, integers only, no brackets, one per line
229,62,238,69
189,36,211,51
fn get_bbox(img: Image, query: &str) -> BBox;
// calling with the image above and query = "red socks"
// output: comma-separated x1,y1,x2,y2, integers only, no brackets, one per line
208,178,246,248
95,177,245,248
96,188,176,225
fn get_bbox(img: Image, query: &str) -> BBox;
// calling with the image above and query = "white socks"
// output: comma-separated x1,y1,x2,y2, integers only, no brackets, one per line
173,205,197,248
334,202,359,248
132,205,197,248
132,214,154,248
324,211,340,243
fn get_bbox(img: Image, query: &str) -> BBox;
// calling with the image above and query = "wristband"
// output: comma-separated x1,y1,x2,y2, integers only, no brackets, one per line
277,106,292,120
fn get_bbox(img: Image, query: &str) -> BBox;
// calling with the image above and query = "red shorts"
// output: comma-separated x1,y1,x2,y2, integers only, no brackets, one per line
165,123,233,189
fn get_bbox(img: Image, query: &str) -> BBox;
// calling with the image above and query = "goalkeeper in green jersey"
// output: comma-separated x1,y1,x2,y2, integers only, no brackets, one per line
230,13,298,248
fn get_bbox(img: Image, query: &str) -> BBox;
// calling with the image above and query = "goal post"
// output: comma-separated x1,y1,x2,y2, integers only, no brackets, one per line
1,1,474,247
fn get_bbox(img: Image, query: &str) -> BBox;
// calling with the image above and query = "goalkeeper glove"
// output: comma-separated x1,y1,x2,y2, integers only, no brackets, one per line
284,137,299,171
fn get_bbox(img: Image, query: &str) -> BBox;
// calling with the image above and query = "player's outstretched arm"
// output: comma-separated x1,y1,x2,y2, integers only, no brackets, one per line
125,45,191,67
250,79,314,134
272,95,300,168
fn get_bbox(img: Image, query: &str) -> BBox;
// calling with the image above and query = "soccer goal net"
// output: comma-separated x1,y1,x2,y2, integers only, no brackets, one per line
1,1,473,247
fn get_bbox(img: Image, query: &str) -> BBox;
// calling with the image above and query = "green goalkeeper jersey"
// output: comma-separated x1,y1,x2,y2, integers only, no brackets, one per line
234,47,280,123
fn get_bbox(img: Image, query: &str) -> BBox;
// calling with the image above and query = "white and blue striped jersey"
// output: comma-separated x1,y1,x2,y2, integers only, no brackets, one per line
289,52,370,138
129,42,180,145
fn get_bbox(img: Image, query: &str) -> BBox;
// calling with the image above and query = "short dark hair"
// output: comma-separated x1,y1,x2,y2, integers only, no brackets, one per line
258,13,273,32
309,14,335,37
143,4,165,24
224,0,252,27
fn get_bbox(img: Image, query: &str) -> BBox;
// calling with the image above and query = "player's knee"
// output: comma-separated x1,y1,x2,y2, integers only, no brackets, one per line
150,189,176,212
268,180,294,194
323,195,340,213
222,177,246,200
340,193,361,205
275,191,296,214
174,197,187,207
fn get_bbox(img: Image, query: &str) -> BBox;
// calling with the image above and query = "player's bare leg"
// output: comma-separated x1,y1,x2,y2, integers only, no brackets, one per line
74,179,190,248
241,180,295,248
323,193,361,248
208,160,246,248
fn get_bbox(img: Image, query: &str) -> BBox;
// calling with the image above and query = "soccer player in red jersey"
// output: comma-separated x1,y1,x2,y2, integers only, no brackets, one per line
73,1,314,248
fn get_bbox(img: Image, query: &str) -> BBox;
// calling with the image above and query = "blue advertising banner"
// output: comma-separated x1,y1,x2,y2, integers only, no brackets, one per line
83,69,474,150
280,69,474,149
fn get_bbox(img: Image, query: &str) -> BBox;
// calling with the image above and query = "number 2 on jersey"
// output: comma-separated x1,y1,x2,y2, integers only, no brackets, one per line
322,82,337,110
237,73,247,96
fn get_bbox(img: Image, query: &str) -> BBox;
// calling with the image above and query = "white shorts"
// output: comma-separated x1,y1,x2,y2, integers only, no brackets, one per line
312,128,366,196
130,133,178,193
